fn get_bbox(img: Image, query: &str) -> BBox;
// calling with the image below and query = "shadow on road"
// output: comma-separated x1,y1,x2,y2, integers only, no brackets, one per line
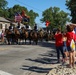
38,41,55,49
39,50,57,57
21,65,52,73
26,57,57,64
21,40,57,74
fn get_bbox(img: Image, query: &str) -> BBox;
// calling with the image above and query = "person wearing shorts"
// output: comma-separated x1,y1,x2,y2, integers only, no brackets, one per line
62,31,68,61
66,25,76,68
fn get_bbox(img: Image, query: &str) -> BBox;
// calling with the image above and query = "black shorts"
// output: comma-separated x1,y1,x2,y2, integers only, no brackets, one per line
67,46,72,51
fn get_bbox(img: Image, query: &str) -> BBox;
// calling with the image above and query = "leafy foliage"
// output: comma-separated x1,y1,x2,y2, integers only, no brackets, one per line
0,0,8,17
40,7,70,31
0,0,39,27
6,5,39,26
66,0,76,23
0,0,8,9
2,5,39,26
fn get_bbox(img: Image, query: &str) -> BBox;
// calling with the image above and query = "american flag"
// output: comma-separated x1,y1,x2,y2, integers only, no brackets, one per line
15,13,22,22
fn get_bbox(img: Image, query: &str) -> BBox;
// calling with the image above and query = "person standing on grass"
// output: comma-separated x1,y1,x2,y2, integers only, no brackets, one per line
54,28,65,63
66,24,76,68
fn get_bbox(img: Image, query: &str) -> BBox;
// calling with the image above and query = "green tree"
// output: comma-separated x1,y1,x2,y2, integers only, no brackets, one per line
40,7,70,31
0,1,39,27
0,0,8,17
5,5,39,27
29,10,39,27
66,0,76,23
6,5,28,20
0,0,8,9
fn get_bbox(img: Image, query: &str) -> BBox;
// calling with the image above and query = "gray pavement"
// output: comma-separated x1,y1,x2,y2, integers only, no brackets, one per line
0,41,58,75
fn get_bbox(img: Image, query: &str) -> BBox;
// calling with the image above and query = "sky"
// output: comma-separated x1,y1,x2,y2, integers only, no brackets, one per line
6,0,70,27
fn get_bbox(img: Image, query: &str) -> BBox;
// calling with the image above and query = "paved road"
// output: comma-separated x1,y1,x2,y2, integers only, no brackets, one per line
0,41,57,75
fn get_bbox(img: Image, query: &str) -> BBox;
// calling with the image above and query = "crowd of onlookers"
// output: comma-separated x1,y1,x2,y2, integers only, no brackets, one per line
54,24,76,68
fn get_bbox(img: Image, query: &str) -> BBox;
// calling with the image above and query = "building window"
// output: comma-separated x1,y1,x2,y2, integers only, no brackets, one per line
0,24,2,29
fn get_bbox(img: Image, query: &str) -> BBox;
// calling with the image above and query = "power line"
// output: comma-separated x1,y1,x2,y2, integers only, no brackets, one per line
15,0,43,12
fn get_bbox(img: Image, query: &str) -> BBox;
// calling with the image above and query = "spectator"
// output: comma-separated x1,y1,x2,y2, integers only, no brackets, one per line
74,26,76,34
0,32,1,39
1,30,4,44
62,31,68,62
54,28,65,63
66,25,76,68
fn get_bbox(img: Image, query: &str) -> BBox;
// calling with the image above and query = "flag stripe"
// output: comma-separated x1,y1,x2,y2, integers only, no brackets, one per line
15,15,22,22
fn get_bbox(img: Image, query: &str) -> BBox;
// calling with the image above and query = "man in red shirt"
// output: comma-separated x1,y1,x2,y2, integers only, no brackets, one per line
54,28,65,63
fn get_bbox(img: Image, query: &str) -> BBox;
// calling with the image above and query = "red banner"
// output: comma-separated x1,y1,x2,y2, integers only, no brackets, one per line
45,21,50,27
21,10,26,17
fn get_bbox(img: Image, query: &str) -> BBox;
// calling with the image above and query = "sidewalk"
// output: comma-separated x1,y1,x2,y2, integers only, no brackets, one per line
0,70,13,75
47,58,76,75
